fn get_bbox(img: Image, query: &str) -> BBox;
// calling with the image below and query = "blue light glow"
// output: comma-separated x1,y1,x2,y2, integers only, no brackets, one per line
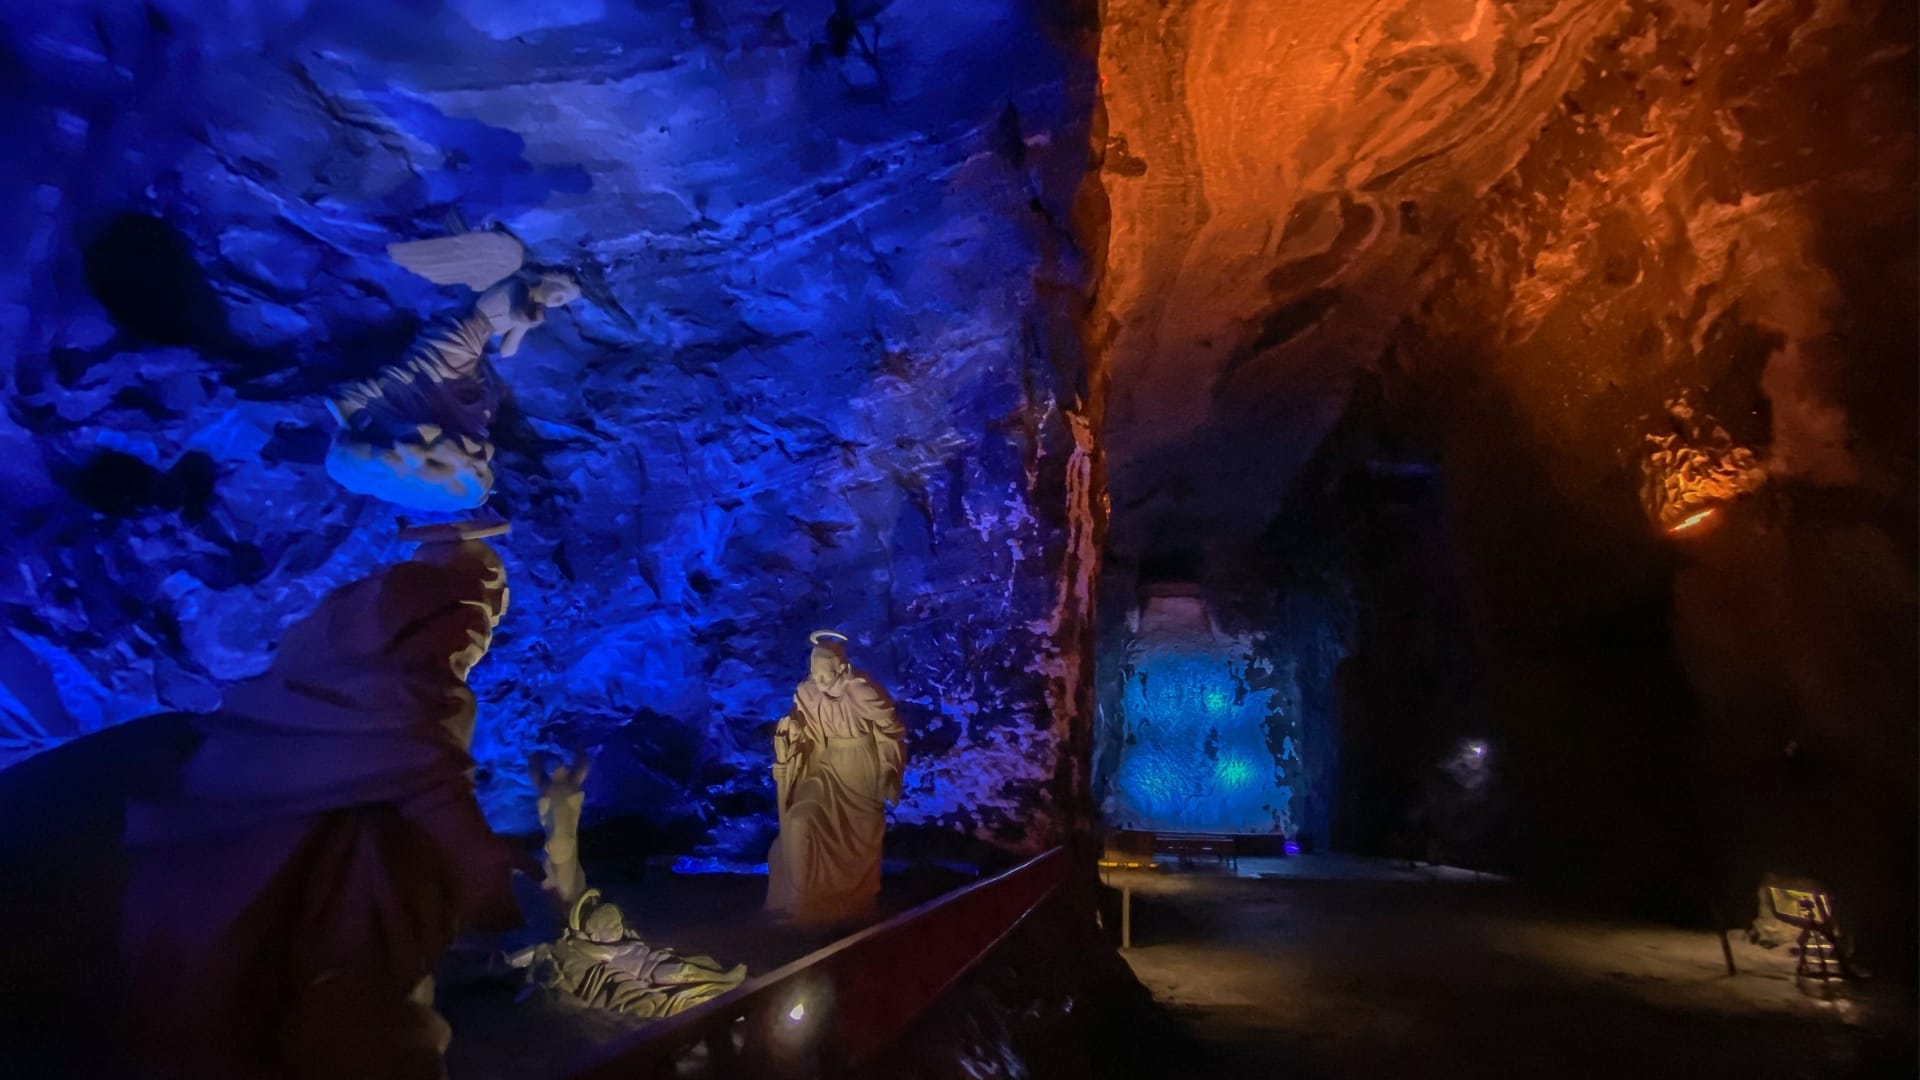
1111,649,1292,833
671,856,770,876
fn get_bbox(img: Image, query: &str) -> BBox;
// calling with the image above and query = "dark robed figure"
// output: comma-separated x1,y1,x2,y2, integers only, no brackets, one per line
122,538,533,1080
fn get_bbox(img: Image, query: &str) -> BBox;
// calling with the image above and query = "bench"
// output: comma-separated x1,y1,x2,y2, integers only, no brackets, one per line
1155,832,1238,869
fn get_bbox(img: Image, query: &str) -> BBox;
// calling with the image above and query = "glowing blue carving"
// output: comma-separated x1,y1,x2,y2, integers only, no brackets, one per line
1111,648,1291,834
672,856,770,876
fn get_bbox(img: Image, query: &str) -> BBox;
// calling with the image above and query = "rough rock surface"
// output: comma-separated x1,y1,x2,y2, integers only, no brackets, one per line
1410,0,1916,964
1093,0,1627,549
1,1,1101,857
1084,0,1914,969
6,0,1913,975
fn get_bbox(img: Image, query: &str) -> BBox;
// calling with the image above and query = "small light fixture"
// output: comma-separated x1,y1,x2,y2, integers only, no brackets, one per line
788,1002,806,1023
1668,507,1715,534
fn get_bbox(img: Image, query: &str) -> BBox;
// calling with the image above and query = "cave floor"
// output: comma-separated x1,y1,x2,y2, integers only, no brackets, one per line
1113,856,1916,1080
439,863,975,1079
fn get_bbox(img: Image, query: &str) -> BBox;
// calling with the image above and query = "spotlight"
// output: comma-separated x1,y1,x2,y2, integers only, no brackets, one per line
1668,507,1716,534
788,1002,806,1023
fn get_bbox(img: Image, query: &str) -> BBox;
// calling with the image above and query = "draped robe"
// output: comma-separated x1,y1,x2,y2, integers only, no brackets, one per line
765,672,905,924
520,924,746,1018
122,559,526,1080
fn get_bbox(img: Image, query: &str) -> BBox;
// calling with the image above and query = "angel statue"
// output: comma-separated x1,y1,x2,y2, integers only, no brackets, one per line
325,225,581,511
530,749,592,906
508,889,748,1019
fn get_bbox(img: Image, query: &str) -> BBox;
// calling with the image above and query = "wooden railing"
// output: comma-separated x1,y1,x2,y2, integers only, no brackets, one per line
564,846,1074,1079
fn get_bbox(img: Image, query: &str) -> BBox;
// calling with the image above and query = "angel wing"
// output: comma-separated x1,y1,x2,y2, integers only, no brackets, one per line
388,230,527,290
398,517,511,543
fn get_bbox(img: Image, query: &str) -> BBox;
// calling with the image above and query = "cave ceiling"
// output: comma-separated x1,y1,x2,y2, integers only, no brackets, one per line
1094,0,1628,552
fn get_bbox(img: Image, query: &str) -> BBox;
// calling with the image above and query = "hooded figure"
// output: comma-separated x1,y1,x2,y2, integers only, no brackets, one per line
765,631,906,925
122,538,534,1080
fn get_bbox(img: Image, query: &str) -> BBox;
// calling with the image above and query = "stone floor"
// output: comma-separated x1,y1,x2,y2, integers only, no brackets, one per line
1110,856,1916,1080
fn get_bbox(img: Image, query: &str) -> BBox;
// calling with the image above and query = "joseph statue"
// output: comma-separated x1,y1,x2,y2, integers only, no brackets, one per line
765,631,906,925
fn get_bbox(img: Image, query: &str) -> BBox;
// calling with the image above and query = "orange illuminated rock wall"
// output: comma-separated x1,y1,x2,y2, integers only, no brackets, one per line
1086,0,1915,967
1412,0,1915,967
1091,0,1626,548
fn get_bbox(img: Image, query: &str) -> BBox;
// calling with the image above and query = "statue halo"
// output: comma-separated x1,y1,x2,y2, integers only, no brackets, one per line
808,630,849,646
567,888,602,933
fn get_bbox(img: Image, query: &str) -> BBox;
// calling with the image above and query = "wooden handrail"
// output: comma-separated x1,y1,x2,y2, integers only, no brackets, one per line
564,846,1073,1079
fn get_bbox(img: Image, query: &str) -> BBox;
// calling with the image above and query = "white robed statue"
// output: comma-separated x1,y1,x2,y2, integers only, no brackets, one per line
530,750,591,906
765,631,906,925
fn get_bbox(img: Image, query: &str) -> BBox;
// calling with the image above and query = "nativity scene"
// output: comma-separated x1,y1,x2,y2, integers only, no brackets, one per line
2,1,1913,1078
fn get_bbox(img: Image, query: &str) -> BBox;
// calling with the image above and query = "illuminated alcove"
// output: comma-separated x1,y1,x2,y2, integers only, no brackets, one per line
1103,585,1296,836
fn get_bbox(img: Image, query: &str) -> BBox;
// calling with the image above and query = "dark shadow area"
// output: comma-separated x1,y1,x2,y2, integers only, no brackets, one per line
0,713,202,1078
82,213,231,349
876,874,1193,1080
57,448,220,522
1431,368,1715,925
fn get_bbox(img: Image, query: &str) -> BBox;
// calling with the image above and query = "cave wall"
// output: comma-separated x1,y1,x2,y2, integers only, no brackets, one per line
0,1,1104,860
7,0,1911,966
1083,0,1647,865
1091,0,1627,549
1086,0,1914,972
1097,586,1300,836
1252,370,1483,863
1408,0,1917,962
1088,372,1481,859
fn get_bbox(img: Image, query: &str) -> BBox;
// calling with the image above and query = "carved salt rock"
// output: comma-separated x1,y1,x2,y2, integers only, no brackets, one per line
1639,391,1769,528
765,631,906,926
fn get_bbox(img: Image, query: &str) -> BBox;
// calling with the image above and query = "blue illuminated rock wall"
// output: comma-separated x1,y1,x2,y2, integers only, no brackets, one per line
0,2,1099,858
